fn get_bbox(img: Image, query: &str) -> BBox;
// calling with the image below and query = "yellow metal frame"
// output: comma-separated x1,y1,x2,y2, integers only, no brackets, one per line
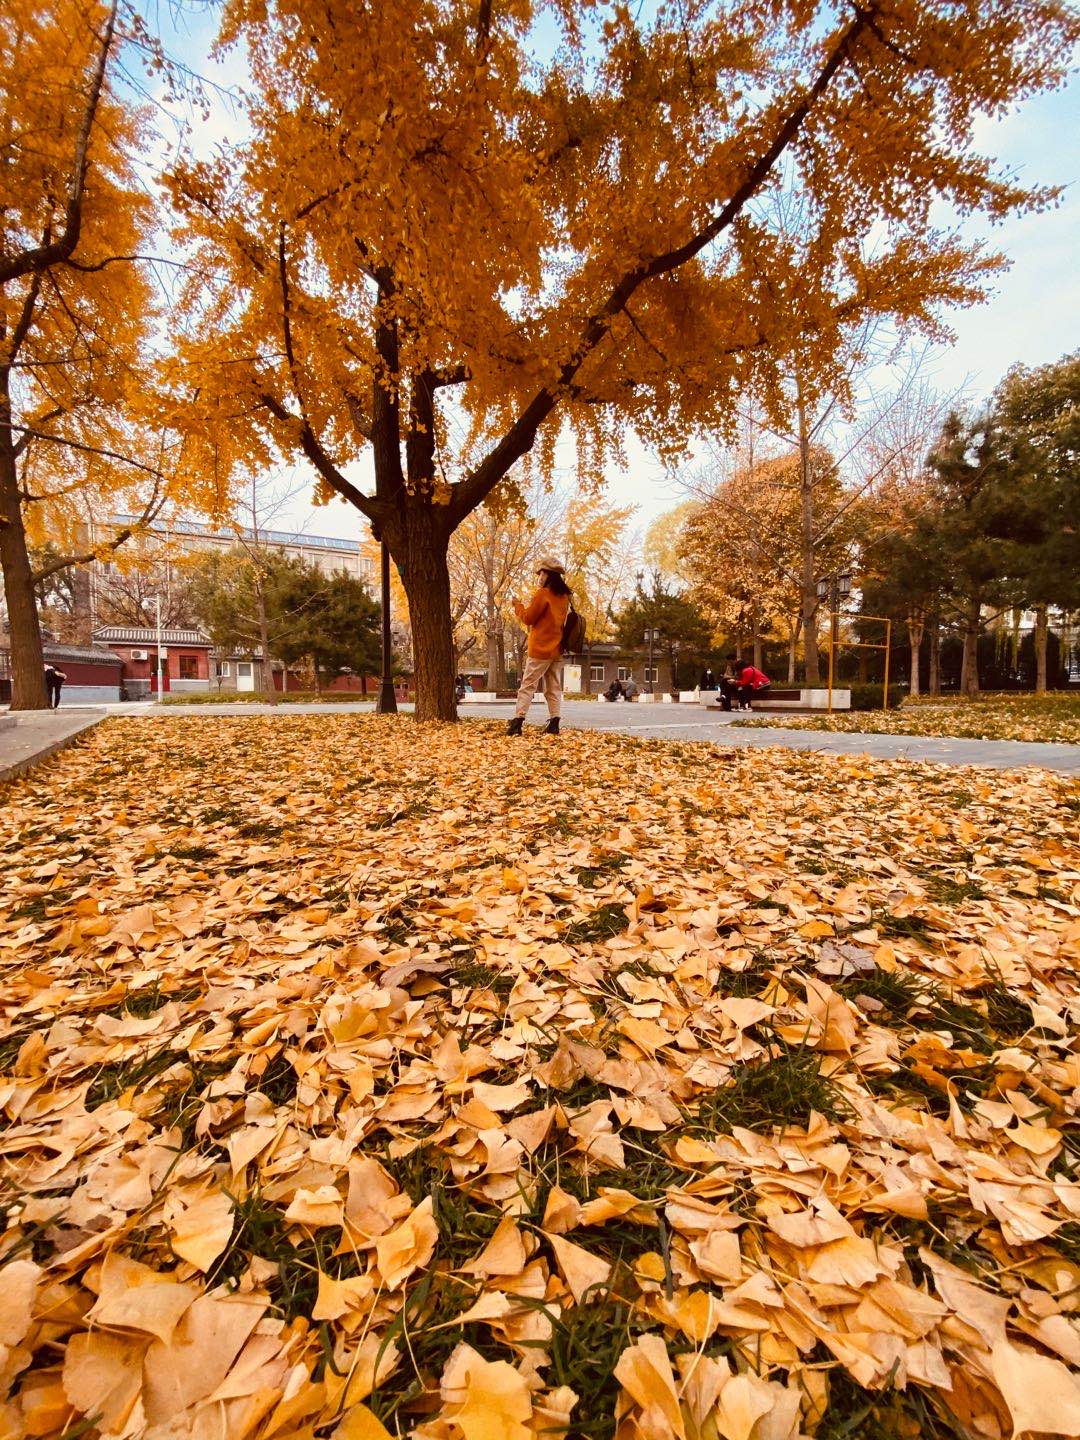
826,612,893,714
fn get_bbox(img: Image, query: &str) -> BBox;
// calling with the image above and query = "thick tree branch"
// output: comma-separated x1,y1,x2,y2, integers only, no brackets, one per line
0,0,118,286
432,364,469,389
259,390,378,520
448,7,872,525
406,369,437,492
5,263,46,367
370,266,405,503
273,222,380,522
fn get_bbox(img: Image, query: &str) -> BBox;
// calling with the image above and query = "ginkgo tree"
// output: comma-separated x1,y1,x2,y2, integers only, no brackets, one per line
168,0,1077,720
0,0,217,709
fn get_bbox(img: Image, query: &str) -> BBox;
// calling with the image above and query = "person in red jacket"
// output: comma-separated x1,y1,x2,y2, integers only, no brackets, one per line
734,658,770,710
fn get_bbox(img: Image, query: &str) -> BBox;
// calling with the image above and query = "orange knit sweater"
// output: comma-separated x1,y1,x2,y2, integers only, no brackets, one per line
514,586,570,660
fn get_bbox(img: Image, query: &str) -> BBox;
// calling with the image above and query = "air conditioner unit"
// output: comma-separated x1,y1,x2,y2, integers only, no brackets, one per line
131,649,149,661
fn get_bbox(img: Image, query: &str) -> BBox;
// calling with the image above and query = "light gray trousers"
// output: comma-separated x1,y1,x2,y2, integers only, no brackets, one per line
514,656,563,718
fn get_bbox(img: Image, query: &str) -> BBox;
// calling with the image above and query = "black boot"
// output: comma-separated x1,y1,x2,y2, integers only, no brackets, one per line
506,716,524,736
543,717,560,735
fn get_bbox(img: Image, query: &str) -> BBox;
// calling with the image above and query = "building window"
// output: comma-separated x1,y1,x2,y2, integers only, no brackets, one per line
590,664,605,682
237,662,252,677
644,667,659,683
215,661,230,678
617,666,631,681
178,655,198,680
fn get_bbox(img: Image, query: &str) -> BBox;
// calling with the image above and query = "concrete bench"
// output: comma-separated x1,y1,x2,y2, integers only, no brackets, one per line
707,687,851,712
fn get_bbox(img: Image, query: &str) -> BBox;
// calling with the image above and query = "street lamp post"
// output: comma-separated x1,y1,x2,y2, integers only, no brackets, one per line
372,530,397,715
671,639,680,701
645,627,660,695
142,594,167,699
816,571,852,713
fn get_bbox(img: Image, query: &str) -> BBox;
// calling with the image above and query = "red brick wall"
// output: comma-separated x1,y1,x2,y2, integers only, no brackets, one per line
48,659,122,685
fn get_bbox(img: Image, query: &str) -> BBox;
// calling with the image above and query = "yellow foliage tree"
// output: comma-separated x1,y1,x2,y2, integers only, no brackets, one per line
0,0,204,708
167,0,1076,718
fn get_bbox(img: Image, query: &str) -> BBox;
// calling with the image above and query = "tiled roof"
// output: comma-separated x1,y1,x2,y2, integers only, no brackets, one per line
93,626,210,645
43,644,123,664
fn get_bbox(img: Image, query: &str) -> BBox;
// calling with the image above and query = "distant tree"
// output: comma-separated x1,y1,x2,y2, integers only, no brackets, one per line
994,351,1080,691
680,449,853,677
917,413,1020,694
614,574,713,690
859,501,951,697
449,482,561,688
273,566,381,691
643,502,699,589
563,494,636,692
190,549,380,692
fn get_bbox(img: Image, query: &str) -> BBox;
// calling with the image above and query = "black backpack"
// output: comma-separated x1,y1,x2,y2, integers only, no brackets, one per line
561,599,586,655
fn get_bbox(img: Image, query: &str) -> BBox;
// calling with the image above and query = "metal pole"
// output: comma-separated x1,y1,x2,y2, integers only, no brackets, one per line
647,629,654,695
827,584,836,714
882,618,892,711
375,537,397,715
155,594,164,699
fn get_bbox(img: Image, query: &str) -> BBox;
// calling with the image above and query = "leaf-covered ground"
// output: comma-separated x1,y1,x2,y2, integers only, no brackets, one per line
1,715,1079,1440
733,692,1080,744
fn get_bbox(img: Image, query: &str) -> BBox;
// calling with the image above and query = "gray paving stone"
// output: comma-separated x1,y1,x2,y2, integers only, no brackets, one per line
42,698,1078,775
0,709,105,784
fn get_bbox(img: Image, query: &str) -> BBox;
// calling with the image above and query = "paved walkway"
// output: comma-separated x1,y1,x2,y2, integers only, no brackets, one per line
0,708,105,784
5,697,1071,774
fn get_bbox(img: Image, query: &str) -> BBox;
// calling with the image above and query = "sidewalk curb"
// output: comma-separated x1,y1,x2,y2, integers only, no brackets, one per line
0,714,105,787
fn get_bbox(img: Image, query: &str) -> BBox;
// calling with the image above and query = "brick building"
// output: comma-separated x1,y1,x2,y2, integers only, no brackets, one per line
0,643,123,705
562,643,674,696
93,627,214,698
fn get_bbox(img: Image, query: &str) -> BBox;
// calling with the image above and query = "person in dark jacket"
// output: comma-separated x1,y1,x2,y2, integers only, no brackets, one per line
699,667,717,692
605,678,624,702
43,662,67,709
717,659,738,711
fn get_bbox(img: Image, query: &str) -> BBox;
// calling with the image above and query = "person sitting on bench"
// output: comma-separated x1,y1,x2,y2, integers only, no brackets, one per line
605,678,624,702
736,659,771,709
717,660,738,711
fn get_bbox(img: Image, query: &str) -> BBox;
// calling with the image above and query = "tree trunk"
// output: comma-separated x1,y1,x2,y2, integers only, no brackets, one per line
1034,604,1048,693
907,616,925,698
484,565,506,690
928,615,941,696
0,428,48,710
255,575,278,705
584,639,593,696
391,505,456,722
796,388,820,684
787,616,800,684
751,596,762,671
72,555,93,645
960,597,981,695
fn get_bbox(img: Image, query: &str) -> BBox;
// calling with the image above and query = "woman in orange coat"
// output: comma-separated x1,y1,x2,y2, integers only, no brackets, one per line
507,559,571,736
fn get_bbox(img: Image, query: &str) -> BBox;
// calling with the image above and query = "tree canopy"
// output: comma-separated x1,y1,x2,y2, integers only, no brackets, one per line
165,0,1078,717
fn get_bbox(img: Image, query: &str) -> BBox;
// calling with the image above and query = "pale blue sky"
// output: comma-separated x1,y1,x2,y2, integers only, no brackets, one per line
156,11,1078,540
